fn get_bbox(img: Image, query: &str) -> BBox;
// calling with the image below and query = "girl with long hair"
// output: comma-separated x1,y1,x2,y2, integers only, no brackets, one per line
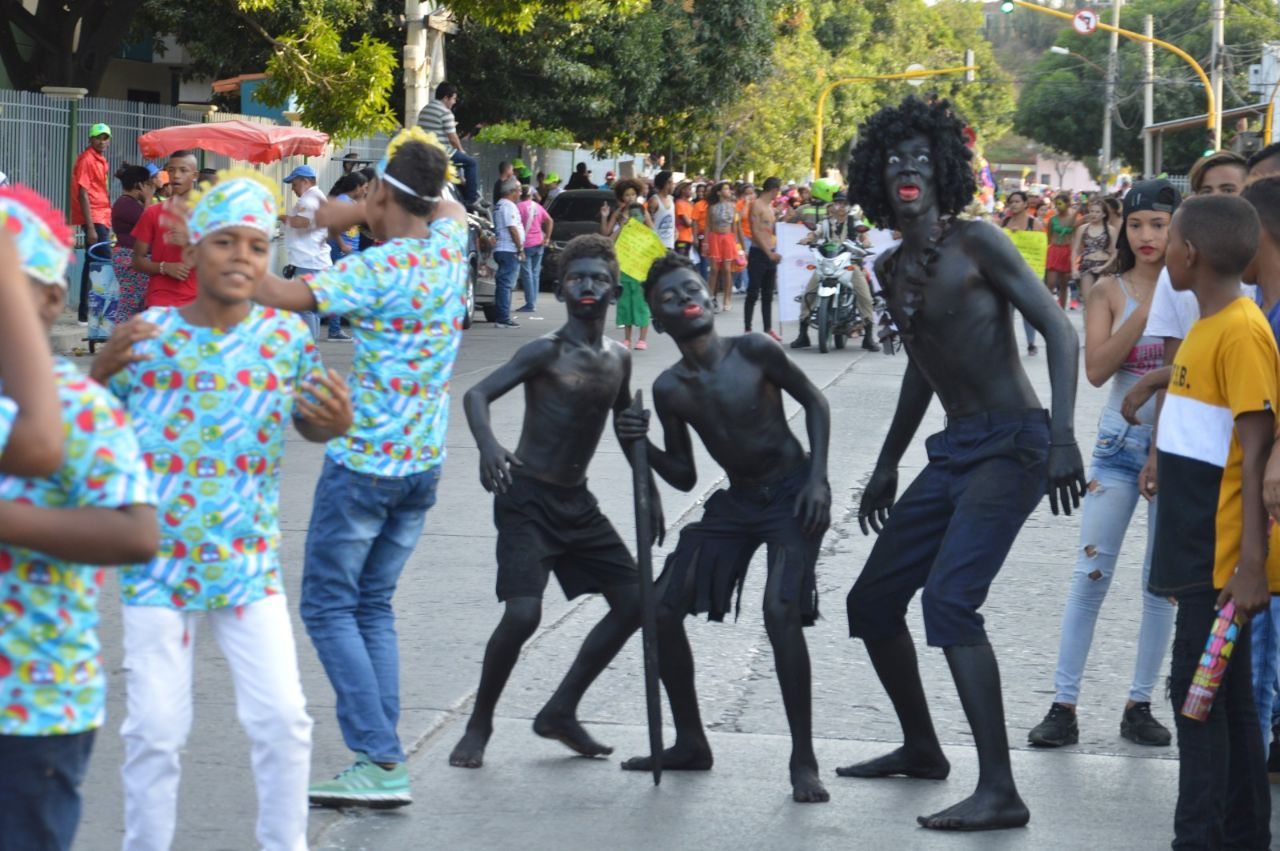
1027,180,1179,751
703,181,740,312
1071,198,1118,308
1001,191,1044,355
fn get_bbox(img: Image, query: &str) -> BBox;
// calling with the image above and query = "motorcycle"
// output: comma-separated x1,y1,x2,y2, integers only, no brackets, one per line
800,236,876,353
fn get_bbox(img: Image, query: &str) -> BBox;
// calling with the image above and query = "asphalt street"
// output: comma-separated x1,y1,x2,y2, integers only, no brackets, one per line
67,301,1280,850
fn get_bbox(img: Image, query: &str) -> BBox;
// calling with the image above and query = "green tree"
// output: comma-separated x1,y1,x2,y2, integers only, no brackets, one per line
673,0,1014,179
1014,0,1280,174
0,0,147,92
448,0,780,153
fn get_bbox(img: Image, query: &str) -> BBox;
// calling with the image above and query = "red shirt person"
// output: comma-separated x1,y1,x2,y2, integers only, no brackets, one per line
130,151,199,308
71,123,112,322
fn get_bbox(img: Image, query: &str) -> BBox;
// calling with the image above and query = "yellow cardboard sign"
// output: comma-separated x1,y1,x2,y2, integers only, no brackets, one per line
616,218,668,282
1006,229,1047,278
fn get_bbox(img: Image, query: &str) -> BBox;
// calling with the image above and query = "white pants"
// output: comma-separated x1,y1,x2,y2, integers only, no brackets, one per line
120,595,313,851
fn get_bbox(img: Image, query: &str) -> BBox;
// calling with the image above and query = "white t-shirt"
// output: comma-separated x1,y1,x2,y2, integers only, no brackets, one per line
284,186,333,272
652,195,675,248
493,198,522,253
1145,268,1256,340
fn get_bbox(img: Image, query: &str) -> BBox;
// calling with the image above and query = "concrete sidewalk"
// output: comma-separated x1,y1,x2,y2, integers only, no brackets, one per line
314,718,1183,851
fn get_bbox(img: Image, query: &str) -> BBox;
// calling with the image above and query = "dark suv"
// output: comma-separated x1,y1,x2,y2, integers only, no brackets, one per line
539,189,616,290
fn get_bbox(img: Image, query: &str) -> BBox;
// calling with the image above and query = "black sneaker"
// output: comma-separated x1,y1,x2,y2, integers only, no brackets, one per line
1268,733,1280,783
1120,702,1172,746
1028,703,1078,747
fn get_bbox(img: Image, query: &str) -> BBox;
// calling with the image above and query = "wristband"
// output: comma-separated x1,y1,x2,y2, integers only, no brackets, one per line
159,261,166,277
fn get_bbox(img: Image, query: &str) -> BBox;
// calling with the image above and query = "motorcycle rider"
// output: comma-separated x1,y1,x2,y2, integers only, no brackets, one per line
791,190,880,352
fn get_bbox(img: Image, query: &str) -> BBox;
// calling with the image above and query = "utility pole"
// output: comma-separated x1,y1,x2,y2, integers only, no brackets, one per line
403,3,456,128
1143,15,1154,177
1102,0,1122,187
1209,0,1224,150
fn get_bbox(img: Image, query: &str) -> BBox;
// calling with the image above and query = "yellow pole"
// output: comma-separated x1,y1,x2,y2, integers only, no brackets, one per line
1265,73,1280,144
1009,0,1214,133
812,65,978,179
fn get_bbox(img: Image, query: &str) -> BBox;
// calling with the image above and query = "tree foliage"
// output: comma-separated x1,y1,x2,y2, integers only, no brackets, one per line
448,0,780,152
1014,0,1280,174
445,0,647,32
0,0,147,92
669,0,1015,179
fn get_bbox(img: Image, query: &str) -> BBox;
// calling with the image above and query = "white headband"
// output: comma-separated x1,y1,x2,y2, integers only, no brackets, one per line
380,170,440,203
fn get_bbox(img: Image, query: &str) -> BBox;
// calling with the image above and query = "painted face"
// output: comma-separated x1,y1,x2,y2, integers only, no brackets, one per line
558,256,616,319
883,134,934,220
1126,209,1171,268
1055,197,1069,212
194,226,270,305
1196,164,1246,196
166,156,198,196
648,265,714,339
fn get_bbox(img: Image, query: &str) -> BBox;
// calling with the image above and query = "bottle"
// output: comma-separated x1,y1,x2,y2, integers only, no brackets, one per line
1181,600,1243,722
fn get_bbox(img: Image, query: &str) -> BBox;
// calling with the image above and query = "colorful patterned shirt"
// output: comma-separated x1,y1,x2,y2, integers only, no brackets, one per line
0,395,16,455
0,358,153,735
109,306,322,610
305,217,467,477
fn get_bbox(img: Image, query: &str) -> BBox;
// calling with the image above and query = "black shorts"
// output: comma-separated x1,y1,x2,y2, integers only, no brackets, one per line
494,474,637,601
658,464,821,626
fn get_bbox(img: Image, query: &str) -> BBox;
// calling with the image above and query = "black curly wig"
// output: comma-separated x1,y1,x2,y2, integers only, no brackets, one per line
847,96,975,230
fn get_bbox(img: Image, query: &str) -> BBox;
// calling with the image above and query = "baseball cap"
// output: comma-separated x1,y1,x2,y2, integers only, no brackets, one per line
546,172,560,184
832,190,849,203
1116,178,1181,259
605,170,616,179
89,123,111,138
283,165,317,182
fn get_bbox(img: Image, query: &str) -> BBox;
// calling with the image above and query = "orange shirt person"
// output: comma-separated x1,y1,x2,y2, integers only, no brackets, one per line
674,181,695,256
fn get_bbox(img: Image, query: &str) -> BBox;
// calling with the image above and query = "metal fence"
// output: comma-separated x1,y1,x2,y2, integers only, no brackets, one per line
0,90,70,212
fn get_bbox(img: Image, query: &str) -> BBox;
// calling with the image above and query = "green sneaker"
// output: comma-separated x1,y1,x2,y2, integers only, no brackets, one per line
309,756,412,808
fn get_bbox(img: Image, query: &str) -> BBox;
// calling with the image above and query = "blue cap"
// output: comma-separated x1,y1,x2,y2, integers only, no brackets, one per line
283,165,317,182
145,163,160,177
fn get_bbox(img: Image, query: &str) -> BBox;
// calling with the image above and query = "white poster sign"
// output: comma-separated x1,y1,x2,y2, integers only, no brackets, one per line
777,222,815,322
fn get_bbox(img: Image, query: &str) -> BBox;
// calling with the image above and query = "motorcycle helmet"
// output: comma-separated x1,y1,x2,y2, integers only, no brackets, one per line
811,177,840,204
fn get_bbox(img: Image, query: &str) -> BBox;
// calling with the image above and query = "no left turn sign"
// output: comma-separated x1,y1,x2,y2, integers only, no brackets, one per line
1073,8,1099,34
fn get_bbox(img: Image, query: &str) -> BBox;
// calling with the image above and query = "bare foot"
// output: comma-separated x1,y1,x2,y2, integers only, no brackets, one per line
448,727,491,768
791,764,830,803
917,787,1030,831
532,710,613,758
835,746,950,780
620,740,714,772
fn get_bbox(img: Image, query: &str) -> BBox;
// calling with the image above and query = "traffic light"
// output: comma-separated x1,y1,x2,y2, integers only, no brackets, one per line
1203,129,1216,157
1000,0,1014,12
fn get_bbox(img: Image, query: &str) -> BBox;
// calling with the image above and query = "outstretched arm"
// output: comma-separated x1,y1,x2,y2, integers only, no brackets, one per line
255,273,319,313
749,336,830,534
860,356,933,534
0,503,157,564
463,339,557,493
976,221,1085,515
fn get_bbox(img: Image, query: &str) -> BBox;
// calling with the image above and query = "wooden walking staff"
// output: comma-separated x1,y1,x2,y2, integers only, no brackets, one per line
629,390,663,785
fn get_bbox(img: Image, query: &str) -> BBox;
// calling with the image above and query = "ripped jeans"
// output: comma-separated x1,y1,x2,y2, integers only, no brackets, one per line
1053,406,1175,705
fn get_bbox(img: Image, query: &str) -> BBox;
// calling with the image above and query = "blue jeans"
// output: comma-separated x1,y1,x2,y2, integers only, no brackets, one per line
733,237,750,291
451,150,479,204
494,250,519,323
301,457,441,764
518,244,545,308
1053,407,1174,705
848,409,1049,647
0,730,95,851
1250,598,1280,747
78,223,109,322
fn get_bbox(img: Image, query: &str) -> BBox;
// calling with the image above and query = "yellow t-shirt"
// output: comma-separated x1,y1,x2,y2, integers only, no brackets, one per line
1151,297,1280,595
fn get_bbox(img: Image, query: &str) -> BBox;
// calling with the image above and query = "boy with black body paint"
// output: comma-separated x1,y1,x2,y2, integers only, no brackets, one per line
449,234,662,769
616,252,832,803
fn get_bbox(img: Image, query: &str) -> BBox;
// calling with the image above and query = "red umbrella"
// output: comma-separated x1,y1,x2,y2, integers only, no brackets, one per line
139,120,330,165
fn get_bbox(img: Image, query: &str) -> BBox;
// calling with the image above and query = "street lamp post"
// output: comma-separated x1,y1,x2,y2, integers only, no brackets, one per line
1048,45,1107,76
